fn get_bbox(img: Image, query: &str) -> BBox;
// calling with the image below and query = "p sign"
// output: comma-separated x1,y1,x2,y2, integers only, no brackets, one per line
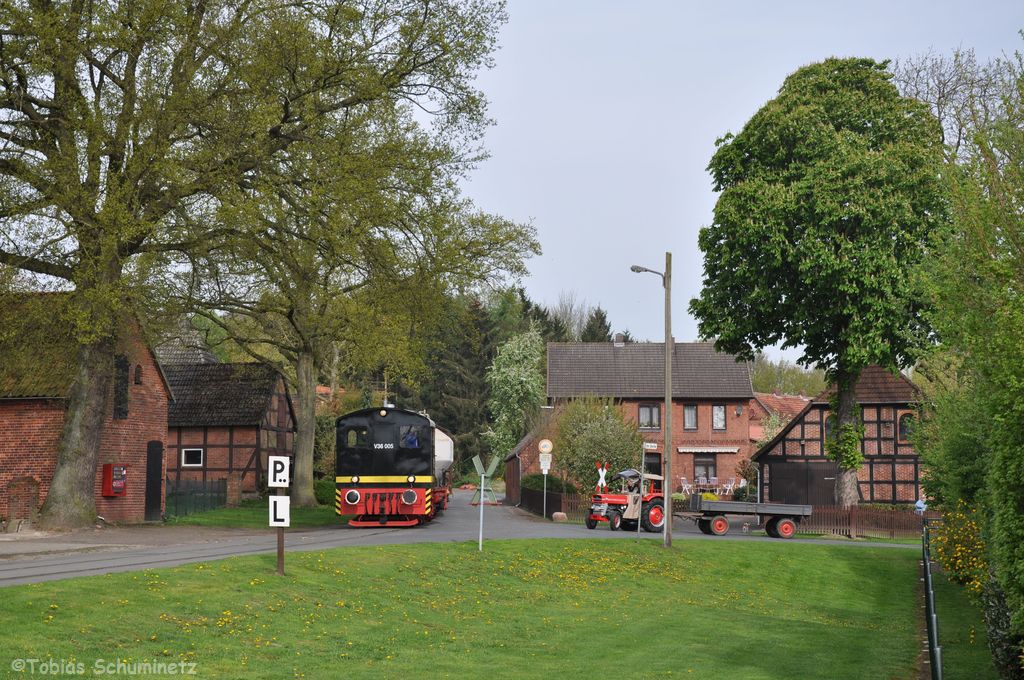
268,456,290,488
269,496,291,527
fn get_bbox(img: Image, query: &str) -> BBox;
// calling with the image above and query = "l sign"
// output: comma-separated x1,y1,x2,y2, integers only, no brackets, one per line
269,496,290,527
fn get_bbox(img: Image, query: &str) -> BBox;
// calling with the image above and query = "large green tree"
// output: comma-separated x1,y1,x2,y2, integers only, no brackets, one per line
0,0,511,527
690,58,946,507
552,396,644,491
483,324,545,460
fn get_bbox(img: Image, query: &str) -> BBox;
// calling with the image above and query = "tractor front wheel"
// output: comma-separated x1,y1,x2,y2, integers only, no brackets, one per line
641,500,665,533
608,511,623,531
585,515,598,530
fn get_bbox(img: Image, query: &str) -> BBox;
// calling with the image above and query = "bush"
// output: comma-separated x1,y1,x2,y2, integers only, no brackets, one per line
931,500,988,595
314,478,336,506
521,473,579,495
701,492,719,501
731,485,755,502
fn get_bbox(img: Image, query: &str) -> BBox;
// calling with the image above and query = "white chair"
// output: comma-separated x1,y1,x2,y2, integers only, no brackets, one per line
697,476,708,492
722,478,736,495
709,476,719,493
680,477,693,495
738,478,748,488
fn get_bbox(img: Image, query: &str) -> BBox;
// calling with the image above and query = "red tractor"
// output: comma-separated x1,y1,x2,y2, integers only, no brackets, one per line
585,468,666,532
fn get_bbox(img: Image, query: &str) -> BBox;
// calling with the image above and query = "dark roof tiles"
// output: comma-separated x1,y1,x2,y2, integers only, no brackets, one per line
547,342,753,400
165,363,280,427
813,365,920,404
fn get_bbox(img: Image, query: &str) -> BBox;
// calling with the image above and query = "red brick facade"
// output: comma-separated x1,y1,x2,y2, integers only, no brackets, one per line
166,378,294,493
621,399,753,492
0,328,170,523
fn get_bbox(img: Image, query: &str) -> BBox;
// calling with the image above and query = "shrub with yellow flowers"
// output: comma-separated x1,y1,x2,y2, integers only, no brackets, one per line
930,500,988,595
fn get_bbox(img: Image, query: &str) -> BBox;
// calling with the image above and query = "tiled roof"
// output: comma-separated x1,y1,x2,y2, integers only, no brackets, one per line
755,392,811,419
165,363,281,427
813,365,920,405
547,342,753,400
154,322,220,365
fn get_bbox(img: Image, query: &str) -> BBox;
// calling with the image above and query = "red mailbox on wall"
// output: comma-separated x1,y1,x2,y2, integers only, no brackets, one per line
101,464,128,497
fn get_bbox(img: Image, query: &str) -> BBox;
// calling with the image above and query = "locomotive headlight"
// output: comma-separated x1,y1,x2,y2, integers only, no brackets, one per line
344,489,361,505
407,475,416,483
351,476,359,484
401,489,417,505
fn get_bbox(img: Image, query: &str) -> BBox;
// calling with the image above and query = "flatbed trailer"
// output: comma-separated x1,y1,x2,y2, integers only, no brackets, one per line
683,495,813,538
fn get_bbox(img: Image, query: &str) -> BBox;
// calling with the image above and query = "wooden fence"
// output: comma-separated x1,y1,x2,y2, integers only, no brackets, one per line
165,479,227,517
517,489,937,538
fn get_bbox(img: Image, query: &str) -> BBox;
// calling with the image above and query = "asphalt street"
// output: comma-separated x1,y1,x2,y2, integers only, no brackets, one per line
0,490,914,586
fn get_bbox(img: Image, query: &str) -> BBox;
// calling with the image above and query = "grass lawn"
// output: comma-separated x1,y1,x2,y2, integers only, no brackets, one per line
932,571,999,679
165,499,346,529
0,539,937,679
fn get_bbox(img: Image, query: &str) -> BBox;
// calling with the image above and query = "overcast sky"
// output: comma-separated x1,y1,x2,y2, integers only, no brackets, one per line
460,1,1024,359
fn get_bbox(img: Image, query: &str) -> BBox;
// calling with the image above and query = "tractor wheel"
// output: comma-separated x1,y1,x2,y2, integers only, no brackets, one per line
710,515,730,536
641,500,665,533
764,517,780,538
697,519,712,535
585,515,598,530
622,519,639,532
776,518,797,539
608,511,623,531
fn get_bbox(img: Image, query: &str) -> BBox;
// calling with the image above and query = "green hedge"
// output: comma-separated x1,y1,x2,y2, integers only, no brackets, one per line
314,478,336,505
521,473,579,495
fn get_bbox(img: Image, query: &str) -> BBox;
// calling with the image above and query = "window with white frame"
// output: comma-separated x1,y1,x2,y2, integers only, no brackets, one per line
712,405,726,430
638,403,660,429
181,448,204,467
684,404,697,430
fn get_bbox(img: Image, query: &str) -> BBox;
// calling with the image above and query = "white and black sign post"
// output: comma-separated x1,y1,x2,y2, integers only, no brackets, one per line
538,439,553,520
268,456,290,576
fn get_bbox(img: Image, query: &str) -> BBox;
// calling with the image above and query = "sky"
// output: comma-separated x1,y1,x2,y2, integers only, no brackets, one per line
459,1,1024,359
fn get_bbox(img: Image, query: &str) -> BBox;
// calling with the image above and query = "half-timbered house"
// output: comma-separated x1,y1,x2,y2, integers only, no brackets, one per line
752,366,921,505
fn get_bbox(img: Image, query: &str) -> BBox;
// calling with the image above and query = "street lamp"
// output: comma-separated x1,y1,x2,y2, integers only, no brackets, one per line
631,252,673,549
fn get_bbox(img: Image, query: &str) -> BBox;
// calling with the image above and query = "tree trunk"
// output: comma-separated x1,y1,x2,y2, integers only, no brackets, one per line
38,335,116,529
291,349,318,507
834,371,860,509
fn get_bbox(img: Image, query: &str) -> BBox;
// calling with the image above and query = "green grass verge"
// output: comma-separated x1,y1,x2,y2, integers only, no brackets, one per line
933,571,999,679
2,539,930,679
165,499,346,529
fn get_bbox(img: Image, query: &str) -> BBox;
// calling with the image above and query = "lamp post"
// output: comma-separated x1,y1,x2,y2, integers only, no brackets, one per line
630,252,672,548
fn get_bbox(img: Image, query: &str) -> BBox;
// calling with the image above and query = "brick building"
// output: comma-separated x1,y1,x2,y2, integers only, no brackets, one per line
749,392,811,443
0,309,172,524
752,366,921,505
163,363,295,494
542,341,754,493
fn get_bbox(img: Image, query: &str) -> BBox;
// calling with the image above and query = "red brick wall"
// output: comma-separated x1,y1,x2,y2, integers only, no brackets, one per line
0,327,169,523
621,399,752,492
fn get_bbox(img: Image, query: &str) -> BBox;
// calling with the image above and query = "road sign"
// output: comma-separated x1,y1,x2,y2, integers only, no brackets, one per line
539,452,552,474
643,442,658,450
269,496,290,527
538,439,553,454
268,456,290,488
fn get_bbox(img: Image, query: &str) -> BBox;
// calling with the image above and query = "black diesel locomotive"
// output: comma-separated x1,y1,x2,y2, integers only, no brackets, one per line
335,407,453,527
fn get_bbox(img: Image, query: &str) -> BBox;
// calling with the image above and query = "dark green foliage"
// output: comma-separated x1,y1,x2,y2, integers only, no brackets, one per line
552,396,645,489
314,478,336,506
580,307,612,342
691,57,946,374
313,414,337,480
520,473,578,495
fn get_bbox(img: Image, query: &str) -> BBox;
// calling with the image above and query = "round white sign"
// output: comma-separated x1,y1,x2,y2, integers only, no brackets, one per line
538,439,553,454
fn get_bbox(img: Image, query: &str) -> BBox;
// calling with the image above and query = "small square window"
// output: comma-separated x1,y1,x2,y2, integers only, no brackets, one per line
684,405,697,430
181,448,204,467
712,405,726,430
638,404,660,429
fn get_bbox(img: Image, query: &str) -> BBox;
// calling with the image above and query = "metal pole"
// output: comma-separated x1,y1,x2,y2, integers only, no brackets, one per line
478,472,485,551
663,251,673,548
543,473,547,520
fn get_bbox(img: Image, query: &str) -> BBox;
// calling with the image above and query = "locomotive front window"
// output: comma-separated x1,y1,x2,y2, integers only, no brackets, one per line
395,425,430,476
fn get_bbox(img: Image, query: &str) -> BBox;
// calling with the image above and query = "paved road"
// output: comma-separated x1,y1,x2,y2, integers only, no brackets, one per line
0,490,913,586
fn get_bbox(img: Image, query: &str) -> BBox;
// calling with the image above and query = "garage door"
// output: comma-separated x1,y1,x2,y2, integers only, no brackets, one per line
768,461,840,506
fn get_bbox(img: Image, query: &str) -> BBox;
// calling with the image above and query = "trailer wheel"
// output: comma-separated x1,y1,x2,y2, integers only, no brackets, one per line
608,511,622,531
641,501,665,532
764,517,780,538
776,518,797,539
710,515,730,536
585,516,598,530
697,519,712,535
